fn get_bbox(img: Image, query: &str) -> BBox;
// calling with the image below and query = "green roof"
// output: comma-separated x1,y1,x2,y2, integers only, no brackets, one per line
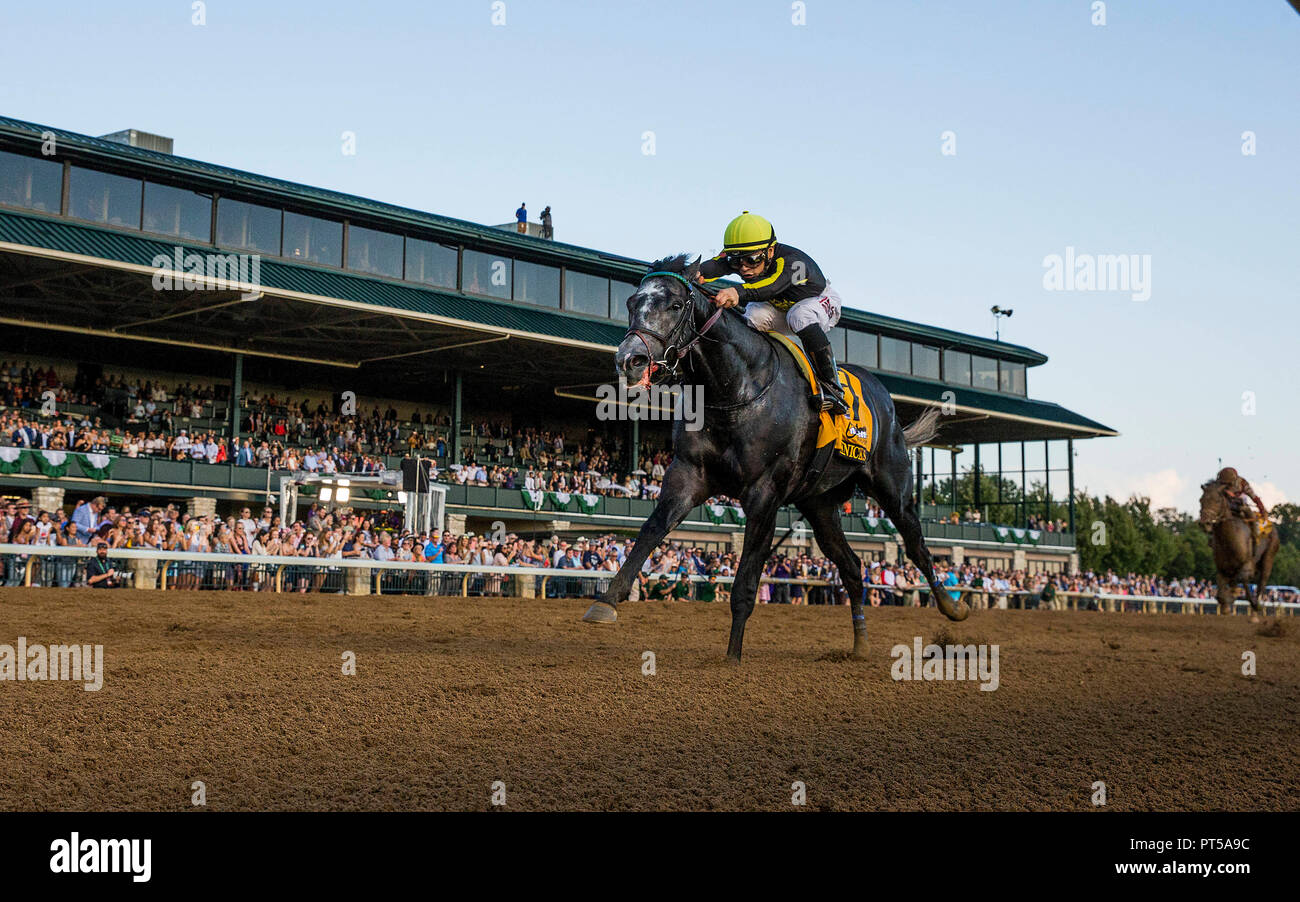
0,114,1044,364
875,370,1116,438
0,115,646,281
0,205,1114,438
0,208,626,348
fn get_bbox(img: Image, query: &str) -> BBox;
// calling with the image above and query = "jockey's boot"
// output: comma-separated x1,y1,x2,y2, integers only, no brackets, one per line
797,325,851,417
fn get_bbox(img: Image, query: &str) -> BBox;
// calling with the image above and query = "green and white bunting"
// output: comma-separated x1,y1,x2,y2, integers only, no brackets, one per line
0,447,21,475
0,449,118,480
75,453,114,481
727,506,746,525
521,489,544,511
548,491,572,511
31,449,69,478
576,494,600,514
1027,529,1042,545
706,504,727,525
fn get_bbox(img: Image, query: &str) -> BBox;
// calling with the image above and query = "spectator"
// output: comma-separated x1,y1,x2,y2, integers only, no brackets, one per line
85,542,123,588
72,496,106,543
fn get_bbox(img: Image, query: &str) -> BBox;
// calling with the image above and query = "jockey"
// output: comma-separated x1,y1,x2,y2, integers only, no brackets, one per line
1216,467,1268,520
694,212,850,416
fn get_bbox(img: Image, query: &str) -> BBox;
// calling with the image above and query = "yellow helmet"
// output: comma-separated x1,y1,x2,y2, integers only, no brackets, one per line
722,211,775,254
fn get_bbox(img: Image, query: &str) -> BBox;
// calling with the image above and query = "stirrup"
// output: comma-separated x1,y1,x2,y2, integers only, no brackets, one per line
819,385,850,416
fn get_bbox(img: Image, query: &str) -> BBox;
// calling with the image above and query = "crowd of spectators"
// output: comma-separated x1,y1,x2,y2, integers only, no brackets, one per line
4,361,1078,535
2,361,697,502
4,494,1293,608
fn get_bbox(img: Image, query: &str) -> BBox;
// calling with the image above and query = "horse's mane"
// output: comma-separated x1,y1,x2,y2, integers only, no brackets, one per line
645,253,700,280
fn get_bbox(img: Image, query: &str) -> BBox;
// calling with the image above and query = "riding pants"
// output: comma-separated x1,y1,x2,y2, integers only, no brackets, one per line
743,284,843,336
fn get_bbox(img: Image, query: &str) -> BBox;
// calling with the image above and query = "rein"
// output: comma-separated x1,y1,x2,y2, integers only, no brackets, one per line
625,271,724,383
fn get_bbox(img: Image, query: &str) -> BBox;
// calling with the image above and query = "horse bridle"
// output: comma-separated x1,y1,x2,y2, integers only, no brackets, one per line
624,270,725,384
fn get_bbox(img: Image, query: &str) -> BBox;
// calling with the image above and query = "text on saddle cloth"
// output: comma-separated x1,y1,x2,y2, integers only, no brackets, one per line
764,332,875,462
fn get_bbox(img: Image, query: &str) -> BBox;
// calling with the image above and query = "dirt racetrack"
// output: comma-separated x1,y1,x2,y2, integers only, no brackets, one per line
0,588,1296,811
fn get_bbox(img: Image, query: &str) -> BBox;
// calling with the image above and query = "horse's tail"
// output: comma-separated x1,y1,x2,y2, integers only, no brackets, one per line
901,407,942,450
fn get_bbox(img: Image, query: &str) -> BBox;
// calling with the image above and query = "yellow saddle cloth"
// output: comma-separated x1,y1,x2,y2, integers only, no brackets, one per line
767,332,875,462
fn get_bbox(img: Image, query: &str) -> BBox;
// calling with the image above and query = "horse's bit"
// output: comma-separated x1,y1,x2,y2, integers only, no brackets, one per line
623,270,724,384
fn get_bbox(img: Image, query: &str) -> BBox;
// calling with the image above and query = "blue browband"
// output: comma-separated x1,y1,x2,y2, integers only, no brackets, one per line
640,270,694,289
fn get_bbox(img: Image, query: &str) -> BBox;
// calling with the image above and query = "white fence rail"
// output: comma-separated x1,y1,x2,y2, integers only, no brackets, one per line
0,544,828,600
0,545,1293,613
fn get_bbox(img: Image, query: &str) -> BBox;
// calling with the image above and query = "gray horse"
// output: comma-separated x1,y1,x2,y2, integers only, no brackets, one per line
582,255,968,662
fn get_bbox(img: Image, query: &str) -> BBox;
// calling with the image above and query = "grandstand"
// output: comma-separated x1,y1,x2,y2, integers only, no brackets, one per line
0,115,1115,575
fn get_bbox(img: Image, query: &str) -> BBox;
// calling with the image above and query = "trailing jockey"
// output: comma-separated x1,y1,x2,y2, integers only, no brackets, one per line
694,212,851,417
1201,466,1271,556
1212,467,1269,522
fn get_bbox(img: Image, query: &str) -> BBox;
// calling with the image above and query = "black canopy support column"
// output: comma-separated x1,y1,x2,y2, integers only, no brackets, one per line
915,448,923,509
229,352,243,443
1067,438,1076,535
1043,439,1051,522
452,370,463,464
1020,440,1027,528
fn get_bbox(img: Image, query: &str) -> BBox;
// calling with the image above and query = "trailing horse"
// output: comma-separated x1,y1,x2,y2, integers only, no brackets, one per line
1198,482,1279,619
581,254,969,662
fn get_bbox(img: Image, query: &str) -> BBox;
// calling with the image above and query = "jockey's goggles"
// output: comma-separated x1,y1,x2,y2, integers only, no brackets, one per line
726,250,768,268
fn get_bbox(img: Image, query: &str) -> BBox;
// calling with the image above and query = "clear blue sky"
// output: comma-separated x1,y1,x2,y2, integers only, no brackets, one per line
3,0,1296,513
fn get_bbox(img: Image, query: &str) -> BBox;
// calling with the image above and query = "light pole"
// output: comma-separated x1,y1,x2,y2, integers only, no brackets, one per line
991,305,1014,341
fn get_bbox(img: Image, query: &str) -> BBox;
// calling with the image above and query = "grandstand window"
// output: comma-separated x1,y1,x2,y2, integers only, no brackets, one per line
1000,360,1026,395
828,327,848,359
463,249,511,299
217,198,282,255
879,336,910,374
406,238,458,288
944,350,972,385
142,182,212,242
972,355,998,390
513,259,560,308
68,166,141,228
283,211,342,266
610,280,636,321
846,329,877,368
912,344,940,380
0,149,62,213
347,225,404,279
564,269,609,317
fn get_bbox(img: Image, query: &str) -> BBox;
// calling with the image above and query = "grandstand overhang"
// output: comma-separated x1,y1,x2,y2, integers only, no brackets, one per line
0,205,1115,445
0,213,618,385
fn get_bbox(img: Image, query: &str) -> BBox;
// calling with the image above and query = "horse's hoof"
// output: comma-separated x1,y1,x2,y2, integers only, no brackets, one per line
582,601,618,624
724,655,742,665
850,644,869,661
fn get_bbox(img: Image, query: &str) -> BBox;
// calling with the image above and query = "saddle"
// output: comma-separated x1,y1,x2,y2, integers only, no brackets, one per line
766,332,876,463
